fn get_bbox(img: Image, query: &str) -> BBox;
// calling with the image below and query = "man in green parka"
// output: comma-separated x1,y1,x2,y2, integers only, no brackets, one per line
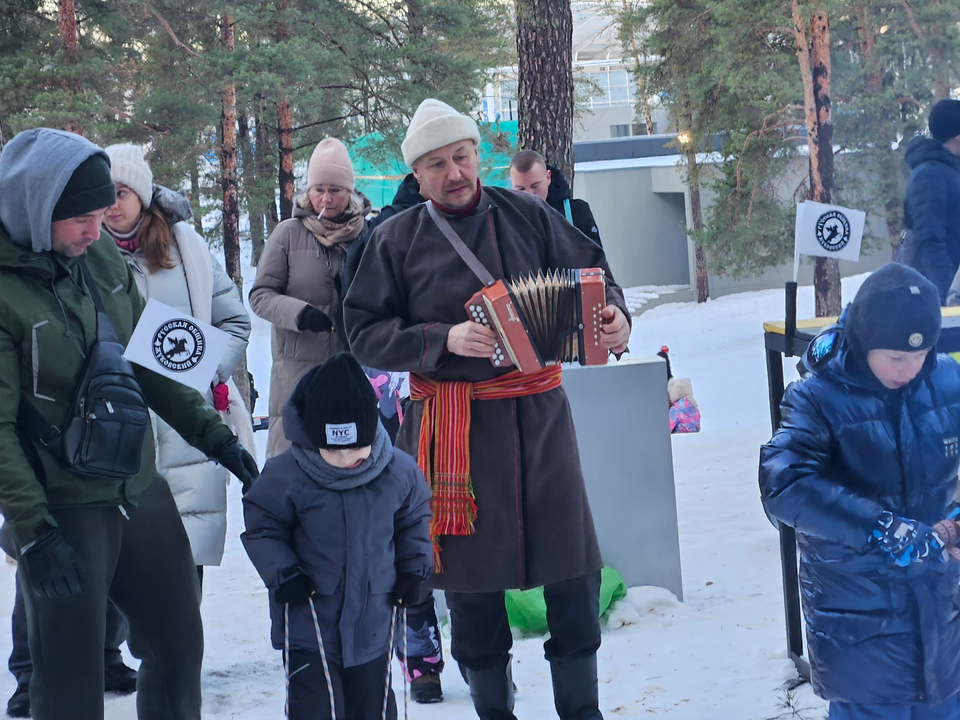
0,127,258,720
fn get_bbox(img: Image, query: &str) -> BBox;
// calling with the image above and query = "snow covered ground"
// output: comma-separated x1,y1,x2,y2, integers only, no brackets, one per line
0,270,873,719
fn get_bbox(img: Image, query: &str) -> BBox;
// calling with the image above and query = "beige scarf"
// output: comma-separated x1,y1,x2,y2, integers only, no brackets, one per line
298,192,371,248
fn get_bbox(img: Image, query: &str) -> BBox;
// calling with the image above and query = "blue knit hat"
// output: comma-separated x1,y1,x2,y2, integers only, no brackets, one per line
846,263,941,356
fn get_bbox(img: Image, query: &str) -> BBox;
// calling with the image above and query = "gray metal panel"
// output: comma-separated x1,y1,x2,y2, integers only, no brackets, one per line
575,169,689,287
562,357,683,599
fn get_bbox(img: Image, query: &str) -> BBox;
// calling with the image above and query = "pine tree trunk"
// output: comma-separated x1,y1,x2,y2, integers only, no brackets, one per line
516,0,574,179
277,98,295,221
237,110,256,253
58,0,84,135
686,145,709,303
256,104,279,239
795,3,840,317
810,10,840,317
58,0,78,64
190,156,204,236
220,12,251,412
274,0,295,221
249,109,266,267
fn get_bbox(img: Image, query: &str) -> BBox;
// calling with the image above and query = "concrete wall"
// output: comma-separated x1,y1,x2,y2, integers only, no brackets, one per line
574,166,690,287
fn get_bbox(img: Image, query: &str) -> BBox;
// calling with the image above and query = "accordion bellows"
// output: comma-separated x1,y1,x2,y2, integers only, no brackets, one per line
466,268,608,374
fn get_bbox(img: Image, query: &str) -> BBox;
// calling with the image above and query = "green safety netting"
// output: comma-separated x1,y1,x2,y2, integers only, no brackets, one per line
351,121,519,209
504,566,628,634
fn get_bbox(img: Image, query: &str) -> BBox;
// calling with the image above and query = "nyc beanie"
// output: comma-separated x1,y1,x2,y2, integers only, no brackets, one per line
846,263,942,356
302,353,379,450
104,144,153,208
401,99,480,167
51,154,116,221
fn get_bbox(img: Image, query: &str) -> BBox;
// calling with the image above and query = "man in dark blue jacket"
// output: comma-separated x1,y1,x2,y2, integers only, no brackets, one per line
902,99,960,302
761,263,960,719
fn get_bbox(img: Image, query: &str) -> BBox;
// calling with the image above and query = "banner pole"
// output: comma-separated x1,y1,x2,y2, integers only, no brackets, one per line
784,281,798,358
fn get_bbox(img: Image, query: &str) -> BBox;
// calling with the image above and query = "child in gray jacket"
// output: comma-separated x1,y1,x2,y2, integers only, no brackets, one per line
242,353,432,720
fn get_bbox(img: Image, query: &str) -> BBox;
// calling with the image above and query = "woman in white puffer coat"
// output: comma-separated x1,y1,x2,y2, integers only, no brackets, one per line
103,144,256,577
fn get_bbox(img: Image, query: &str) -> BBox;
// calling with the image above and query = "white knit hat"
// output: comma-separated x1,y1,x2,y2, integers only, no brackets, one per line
307,138,355,190
104,144,153,208
401,99,481,167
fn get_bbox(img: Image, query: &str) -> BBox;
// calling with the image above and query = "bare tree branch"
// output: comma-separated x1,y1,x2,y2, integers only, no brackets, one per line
147,4,201,58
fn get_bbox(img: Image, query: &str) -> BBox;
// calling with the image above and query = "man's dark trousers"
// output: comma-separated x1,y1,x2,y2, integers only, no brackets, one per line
9,576,128,686
18,478,204,720
446,571,603,720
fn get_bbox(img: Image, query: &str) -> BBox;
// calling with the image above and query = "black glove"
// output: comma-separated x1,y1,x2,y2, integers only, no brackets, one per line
274,570,316,605
392,573,423,608
20,529,88,600
297,306,334,334
213,439,259,494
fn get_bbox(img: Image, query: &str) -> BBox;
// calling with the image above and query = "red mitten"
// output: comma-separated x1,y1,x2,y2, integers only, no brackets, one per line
211,382,230,413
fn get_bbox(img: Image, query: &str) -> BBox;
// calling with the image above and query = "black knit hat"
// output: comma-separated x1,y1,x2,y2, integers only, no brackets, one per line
846,263,941,357
929,99,960,143
302,353,379,450
52,153,116,221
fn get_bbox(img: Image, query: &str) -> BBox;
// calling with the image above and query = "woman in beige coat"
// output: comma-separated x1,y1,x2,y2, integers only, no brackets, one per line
250,138,372,458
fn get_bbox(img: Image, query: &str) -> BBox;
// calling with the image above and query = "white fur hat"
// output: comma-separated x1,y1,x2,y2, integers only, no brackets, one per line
104,144,153,208
401,99,481,167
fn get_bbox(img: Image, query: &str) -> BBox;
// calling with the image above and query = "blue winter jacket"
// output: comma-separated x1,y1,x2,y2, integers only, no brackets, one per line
760,335,960,705
902,137,960,302
241,372,432,667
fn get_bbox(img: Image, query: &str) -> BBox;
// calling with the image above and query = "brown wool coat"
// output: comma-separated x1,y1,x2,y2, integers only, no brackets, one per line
249,200,357,458
343,187,630,592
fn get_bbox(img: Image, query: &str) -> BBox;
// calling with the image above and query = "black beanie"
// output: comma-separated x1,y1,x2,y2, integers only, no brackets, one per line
929,99,960,143
52,153,116,221
846,263,941,357
302,353,379,450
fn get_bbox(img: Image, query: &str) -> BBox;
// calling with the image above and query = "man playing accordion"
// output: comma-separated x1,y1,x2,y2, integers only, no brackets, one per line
344,98,631,720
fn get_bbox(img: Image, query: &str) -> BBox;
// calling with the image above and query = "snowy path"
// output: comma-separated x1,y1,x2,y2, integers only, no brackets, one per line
0,273,872,719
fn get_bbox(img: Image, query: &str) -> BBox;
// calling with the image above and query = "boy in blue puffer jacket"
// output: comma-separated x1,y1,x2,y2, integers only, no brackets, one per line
242,353,432,720
761,263,960,720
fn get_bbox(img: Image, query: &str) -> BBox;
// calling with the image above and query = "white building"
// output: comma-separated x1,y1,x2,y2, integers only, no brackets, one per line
479,2,670,142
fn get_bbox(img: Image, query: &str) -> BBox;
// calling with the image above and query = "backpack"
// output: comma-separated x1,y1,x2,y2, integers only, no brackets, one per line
18,261,150,481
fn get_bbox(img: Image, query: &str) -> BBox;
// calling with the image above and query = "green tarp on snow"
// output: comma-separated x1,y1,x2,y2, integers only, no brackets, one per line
504,566,628,634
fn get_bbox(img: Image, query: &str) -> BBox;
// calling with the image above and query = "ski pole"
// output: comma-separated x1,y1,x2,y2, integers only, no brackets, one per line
309,596,338,720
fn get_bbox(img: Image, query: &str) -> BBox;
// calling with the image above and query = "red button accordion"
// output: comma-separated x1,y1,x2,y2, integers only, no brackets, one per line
465,268,608,374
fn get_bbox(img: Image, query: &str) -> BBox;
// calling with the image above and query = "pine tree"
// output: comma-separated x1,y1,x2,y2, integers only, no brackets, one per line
617,0,716,302
515,0,574,178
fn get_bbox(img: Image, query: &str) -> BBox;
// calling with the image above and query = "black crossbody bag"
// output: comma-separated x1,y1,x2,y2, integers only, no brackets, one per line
18,261,150,481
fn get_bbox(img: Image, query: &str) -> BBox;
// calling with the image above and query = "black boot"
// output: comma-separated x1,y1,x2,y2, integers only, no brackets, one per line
550,655,602,720
104,661,138,695
464,654,517,720
6,681,29,718
410,672,444,704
